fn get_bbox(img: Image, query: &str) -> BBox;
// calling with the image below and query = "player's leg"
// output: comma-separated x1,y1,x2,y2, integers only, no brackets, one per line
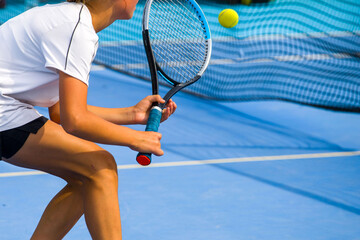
31,182,85,240
4,120,122,240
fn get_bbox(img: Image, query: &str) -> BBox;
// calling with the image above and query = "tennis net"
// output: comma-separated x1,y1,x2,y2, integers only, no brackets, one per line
1,0,360,111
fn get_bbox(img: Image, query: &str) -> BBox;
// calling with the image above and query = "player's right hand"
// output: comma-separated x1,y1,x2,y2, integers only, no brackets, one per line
130,130,164,156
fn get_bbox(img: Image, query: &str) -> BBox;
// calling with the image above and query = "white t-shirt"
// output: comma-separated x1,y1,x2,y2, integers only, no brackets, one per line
0,2,98,131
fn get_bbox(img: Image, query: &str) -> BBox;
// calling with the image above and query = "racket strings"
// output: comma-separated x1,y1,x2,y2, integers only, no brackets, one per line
150,1,205,68
167,0,206,40
167,0,208,64
148,0,208,83
151,0,205,48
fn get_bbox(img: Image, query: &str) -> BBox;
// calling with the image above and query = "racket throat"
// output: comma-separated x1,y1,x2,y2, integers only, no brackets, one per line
142,29,159,95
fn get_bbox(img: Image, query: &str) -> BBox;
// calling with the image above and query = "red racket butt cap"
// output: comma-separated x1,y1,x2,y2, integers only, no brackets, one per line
136,155,151,166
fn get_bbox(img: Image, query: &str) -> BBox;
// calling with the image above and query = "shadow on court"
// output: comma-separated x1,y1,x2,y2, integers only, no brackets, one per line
1,69,360,240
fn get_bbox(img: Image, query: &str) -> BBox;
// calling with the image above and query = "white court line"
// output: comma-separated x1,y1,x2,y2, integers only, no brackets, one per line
1,151,360,178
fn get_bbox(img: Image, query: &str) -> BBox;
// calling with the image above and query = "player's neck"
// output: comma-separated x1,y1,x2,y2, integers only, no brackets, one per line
85,1,116,33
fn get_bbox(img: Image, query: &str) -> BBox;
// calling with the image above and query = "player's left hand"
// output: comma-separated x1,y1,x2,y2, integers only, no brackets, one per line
161,98,177,122
133,95,177,124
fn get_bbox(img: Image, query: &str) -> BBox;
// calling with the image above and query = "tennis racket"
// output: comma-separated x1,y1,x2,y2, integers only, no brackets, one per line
136,0,212,166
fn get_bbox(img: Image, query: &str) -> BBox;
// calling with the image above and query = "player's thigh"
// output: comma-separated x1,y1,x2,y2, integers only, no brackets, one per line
4,120,117,182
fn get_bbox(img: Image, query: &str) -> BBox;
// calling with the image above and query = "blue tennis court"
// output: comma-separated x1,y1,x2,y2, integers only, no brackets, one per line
1,0,360,239
1,68,360,239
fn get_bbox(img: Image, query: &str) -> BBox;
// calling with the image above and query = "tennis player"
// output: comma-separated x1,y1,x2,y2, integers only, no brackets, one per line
0,0,176,239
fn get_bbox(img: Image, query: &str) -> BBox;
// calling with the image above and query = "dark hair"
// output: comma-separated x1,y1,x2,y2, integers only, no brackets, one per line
67,0,87,3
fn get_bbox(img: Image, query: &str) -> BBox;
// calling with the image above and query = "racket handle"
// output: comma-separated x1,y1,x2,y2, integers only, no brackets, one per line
136,106,162,166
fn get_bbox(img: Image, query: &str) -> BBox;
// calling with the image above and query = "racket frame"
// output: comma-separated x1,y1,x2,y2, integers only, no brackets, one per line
136,0,212,165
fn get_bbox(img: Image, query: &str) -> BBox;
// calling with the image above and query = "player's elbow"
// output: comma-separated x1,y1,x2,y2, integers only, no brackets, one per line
61,114,83,136
48,102,61,124
49,111,61,124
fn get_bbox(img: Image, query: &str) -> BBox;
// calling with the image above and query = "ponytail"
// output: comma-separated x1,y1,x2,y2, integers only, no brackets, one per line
67,0,87,3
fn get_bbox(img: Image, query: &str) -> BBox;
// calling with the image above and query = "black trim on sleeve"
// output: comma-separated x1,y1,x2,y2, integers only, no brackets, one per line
64,5,84,70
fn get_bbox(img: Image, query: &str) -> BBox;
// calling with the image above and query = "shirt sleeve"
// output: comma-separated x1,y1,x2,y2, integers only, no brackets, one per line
40,22,98,85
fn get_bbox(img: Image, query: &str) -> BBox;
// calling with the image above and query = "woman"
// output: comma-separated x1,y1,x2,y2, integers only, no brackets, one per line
0,0,176,239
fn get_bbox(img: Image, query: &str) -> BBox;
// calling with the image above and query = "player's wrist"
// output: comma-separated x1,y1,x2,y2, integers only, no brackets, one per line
127,130,143,152
129,106,141,125
112,106,136,125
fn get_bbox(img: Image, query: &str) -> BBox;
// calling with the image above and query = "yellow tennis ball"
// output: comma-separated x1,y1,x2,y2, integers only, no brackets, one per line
218,9,239,28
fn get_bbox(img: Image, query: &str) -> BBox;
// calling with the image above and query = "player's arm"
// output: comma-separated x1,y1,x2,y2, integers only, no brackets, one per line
48,102,61,124
49,101,142,125
48,91,176,125
87,97,176,125
57,71,164,155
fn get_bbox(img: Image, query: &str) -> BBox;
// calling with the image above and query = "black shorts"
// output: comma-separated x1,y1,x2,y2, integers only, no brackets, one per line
0,116,48,159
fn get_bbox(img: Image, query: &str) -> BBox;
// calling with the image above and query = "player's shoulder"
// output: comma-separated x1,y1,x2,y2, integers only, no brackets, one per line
29,2,96,37
20,2,76,18
21,2,91,28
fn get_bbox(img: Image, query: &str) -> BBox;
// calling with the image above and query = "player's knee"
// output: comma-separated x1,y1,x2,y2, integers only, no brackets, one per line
80,150,118,186
66,179,83,189
87,168,119,190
